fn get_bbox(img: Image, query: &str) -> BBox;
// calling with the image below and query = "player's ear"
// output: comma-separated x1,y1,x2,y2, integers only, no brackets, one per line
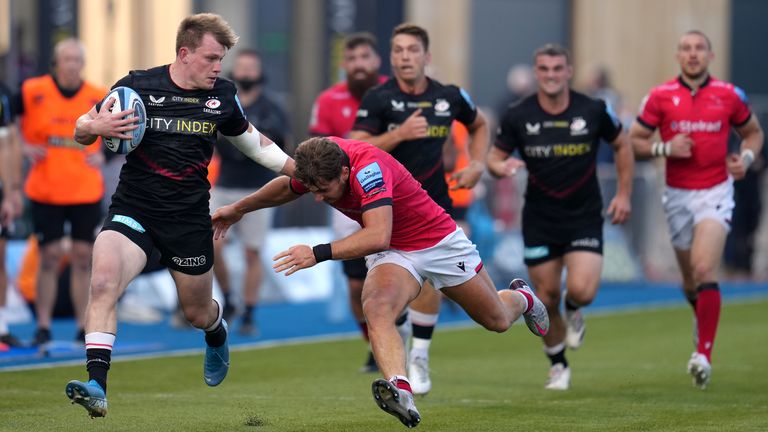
341,166,350,182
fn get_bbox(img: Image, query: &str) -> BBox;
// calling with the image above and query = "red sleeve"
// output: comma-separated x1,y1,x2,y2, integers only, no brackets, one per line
289,178,309,195
730,86,752,127
636,90,661,130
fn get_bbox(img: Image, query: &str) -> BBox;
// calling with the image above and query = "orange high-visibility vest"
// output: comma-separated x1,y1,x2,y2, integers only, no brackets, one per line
445,121,473,208
20,75,106,204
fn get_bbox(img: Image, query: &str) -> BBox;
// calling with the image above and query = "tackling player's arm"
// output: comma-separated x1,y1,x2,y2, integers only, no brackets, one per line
272,204,393,276
329,204,392,259
74,98,138,145
224,122,295,176
727,115,764,180
449,111,488,189
212,175,299,240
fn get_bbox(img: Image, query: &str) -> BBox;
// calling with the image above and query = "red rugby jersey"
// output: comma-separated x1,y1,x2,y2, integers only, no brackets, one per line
291,137,457,251
637,76,752,189
309,77,387,137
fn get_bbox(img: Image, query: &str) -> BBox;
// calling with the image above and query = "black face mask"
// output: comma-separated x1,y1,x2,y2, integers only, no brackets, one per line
233,76,265,92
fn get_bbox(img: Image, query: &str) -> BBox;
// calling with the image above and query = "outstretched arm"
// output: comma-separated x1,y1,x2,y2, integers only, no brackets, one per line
212,176,299,240
224,123,295,176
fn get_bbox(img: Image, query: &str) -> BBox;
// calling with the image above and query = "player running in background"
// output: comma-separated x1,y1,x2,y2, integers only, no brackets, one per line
488,43,634,390
67,13,294,418
212,136,548,428
308,32,402,373
349,23,488,394
629,30,763,389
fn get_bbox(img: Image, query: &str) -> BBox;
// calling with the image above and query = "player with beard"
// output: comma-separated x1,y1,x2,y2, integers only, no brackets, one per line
309,33,409,373
629,30,763,389
349,23,489,395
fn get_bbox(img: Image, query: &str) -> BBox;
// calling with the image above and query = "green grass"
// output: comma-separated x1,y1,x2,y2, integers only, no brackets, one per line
2,300,767,431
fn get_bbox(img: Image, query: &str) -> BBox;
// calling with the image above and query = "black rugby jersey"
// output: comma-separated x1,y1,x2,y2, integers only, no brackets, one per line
495,90,621,224
106,65,249,215
352,77,477,211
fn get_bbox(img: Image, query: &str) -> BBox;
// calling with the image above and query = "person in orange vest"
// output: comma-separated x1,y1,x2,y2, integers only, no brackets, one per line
17,38,107,348
444,121,475,235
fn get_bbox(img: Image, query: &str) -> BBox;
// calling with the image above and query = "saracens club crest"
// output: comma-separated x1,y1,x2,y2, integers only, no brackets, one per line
205,98,221,109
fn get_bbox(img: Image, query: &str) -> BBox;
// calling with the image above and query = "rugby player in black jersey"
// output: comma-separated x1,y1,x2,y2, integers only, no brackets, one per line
488,44,634,390
66,13,294,418
349,23,488,395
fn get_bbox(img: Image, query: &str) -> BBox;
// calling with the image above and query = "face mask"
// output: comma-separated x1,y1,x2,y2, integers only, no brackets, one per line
234,76,265,91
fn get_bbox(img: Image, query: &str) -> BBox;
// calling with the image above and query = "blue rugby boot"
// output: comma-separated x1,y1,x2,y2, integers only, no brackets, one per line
204,320,230,386
65,379,108,418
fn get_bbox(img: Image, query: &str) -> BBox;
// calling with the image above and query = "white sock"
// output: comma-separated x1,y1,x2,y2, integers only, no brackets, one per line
85,332,116,351
0,308,8,335
205,299,224,332
411,340,430,359
409,309,439,326
544,342,566,356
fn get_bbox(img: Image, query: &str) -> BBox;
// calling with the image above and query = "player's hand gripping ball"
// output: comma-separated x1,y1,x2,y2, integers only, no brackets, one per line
102,86,146,154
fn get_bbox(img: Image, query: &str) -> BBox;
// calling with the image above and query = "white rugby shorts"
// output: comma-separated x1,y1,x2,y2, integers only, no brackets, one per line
662,177,734,249
365,227,482,289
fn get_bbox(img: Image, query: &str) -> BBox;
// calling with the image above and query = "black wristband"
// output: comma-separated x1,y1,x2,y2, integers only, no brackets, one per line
312,243,332,263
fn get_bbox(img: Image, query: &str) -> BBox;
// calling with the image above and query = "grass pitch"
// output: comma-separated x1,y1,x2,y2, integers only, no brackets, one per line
1,299,767,431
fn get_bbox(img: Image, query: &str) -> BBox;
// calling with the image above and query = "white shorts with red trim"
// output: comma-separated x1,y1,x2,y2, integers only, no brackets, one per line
662,177,734,249
365,227,482,289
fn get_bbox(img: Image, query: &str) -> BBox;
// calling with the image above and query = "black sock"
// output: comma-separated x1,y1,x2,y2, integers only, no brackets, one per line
205,323,227,347
564,299,580,312
243,305,255,323
86,349,111,393
684,290,697,310
546,347,568,368
412,323,434,340
395,311,409,326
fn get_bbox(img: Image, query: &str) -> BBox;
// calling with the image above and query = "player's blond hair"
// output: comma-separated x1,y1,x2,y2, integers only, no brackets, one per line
175,13,239,54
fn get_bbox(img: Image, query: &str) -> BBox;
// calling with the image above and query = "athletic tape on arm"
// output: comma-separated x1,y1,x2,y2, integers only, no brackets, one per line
227,126,289,172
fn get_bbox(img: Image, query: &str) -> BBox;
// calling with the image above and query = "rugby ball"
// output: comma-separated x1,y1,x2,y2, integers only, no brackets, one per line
102,86,146,154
